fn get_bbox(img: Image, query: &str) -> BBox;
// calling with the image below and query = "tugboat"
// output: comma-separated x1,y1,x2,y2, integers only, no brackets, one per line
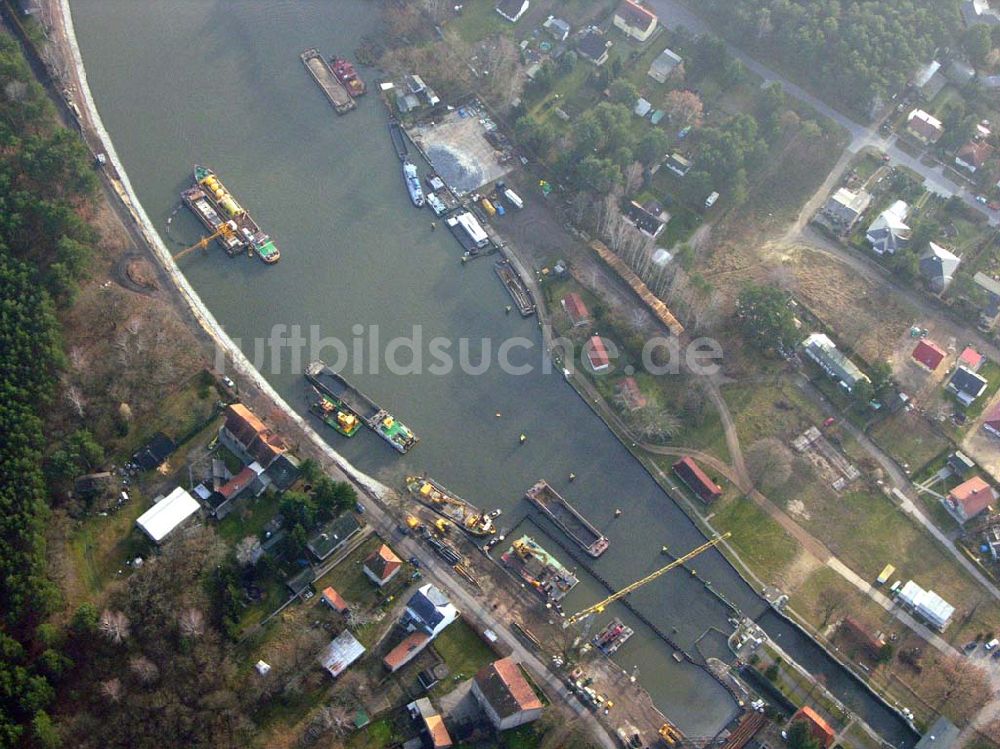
310,391,361,437
593,617,634,655
403,161,425,207
330,57,366,97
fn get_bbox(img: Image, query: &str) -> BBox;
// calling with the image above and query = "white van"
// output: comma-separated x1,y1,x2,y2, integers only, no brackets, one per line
986,638,999,651
705,191,719,208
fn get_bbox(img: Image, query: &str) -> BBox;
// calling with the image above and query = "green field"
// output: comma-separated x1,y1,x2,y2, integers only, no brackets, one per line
431,617,497,685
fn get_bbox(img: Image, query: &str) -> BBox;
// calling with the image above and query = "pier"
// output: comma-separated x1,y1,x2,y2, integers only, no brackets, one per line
494,258,536,316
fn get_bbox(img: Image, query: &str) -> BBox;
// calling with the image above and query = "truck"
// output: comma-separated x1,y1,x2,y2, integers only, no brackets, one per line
480,197,497,217
876,563,895,585
705,191,719,208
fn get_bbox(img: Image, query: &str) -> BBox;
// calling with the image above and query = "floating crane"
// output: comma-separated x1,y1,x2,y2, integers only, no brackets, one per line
564,533,731,626
172,220,237,261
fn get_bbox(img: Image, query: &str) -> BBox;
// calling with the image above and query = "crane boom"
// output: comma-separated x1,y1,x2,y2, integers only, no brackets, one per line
173,220,237,261
565,533,731,625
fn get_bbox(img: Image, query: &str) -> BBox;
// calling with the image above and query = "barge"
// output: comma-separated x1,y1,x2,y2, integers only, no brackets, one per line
309,390,361,438
403,161,425,207
405,475,500,536
388,121,408,160
330,57,366,97
500,535,578,602
494,258,536,316
524,480,609,558
306,361,418,453
188,166,280,263
301,48,356,115
445,210,491,254
593,617,634,655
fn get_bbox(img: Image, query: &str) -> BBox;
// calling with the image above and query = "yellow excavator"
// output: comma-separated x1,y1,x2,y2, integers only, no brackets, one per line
172,220,237,261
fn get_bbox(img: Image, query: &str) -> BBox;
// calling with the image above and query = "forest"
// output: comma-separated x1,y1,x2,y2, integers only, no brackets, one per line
699,0,961,117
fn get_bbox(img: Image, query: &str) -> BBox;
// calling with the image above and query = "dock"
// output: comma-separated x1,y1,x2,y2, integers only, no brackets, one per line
524,480,609,558
301,48,356,115
494,258,535,316
388,121,408,160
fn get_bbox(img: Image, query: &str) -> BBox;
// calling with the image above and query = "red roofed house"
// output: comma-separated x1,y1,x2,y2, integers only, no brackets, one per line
363,544,403,587
906,109,944,144
208,460,267,518
321,586,350,614
791,706,835,749
959,346,985,372
983,402,1000,438
472,658,545,731
586,335,611,372
408,698,453,749
956,139,995,174
944,476,997,523
219,403,286,468
616,377,648,412
561,293,591,328
673,456,722,504
911,339,947,371
613,0,658,42
383,631,430,672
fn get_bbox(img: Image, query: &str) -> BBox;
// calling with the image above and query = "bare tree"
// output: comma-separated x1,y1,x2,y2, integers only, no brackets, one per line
630,408,682,442
745,438,794,493
178,608,206,638
624,161,644,196
919,653,994,724
99,678,123,703
663,90,704,129
99,609,130,645
129,655,160,684
234,536,260,567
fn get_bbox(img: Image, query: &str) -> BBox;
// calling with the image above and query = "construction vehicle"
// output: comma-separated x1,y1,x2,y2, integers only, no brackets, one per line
564,534,730,626
433,518,451,536
405,515,421,530
172,220,237,261
658,721,683,746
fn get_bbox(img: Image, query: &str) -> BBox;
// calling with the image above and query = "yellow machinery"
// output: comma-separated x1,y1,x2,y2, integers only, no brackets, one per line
658,721,682,745
564,533,731,626
172,220,237,261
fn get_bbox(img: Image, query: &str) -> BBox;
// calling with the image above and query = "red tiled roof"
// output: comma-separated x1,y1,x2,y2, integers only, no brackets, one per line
792,706,835,749
673,456,722,503
322,586,349,613
475,658,544,717
223,404,286,466
948,476,996,518
365,544,402,582
616,0,657,31
217,464,257,501
587,335,611,370
383,631,430,671
959,346,984,370
424,714,453,748
561,293,591,325
957,140,994,170
911,339,946,371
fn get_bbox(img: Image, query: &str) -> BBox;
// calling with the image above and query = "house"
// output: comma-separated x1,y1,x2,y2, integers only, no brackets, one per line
543,16,570,41
307,513,363,561
820,187,872,230
911,339,947,371
673,456,722,504
920,243,961,294
802,333,870,392
561,293,591,327
265,452,302,492
131,432,176,472
472,658,545,731
947,366,988,406
495,0,529,23
945,59,976,85
613,1,658,42
321,586,350,614
624,199,666,237
648,48,683,83
790,707,835,749
207,460,267,518
956,139,994,173
633,97,652,117
383,584,458,672
914,717,960,749
912,60,946,100
983,401,1000,437
318,630,365,678
906,109,944,143
408,698,453,749
947,450,976,478
397,91,421,114
577,30,610,66
219,403,286,469
866,200,911,255
665,152,692,177
363,543,403,587
586,335,611,372
136,486,201,543
74,471,114,502
897,580,955,631
406,75,426,94
962,0,1000,26
974,271,1000,330
959,346,985,371
945,475,996,522
616,377,648,411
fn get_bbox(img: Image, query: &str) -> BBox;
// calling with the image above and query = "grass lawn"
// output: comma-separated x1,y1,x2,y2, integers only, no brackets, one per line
345,718,401,749
869,410,952,473
711,497,799,585
431,617,497,684
217,490,282,545
123,372,218,456
314,535,387,606
448,1,512,43
67,496,151,596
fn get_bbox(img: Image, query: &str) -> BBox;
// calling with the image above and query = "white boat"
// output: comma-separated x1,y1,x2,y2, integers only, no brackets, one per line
403,161,424,207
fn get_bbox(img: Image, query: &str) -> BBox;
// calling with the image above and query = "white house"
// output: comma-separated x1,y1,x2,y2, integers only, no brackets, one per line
495,0,529,23
472,658,545,731
613,0,658,42
136,486,201,543
866,200,911,255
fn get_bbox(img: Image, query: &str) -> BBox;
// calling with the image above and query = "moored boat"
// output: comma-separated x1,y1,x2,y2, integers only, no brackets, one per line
403,161,425,207
330,56,366,97
593,617,634,654
524,480,609,557
406,475,499,536
310,392,361,437
190,165,280,264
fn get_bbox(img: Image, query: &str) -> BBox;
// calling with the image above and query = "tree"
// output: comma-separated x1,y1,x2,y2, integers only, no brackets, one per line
964,25,993,68
630,408,682,442
735,284,796,354
787,720,820,749
663,89,704,129
313,476,357,519
638,128,669,166
609,78,639,105
575,155,621,194
515,115,556,156
745,438,794,493
279,490,317,530
852,378,874,409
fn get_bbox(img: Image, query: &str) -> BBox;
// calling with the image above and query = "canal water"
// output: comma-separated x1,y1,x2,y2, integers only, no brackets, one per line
70,1,914,743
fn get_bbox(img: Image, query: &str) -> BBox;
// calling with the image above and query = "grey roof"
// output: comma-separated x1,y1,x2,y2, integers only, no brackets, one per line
265,452,301,491
495,0,528,21
945,59,976,84
307,513,362,560
543,16,571,39
649,48,682,79
914,717,959,749
577,30,609,62
802,333,869,389
920,242,960,293
949,366,988,398
407,585,449,631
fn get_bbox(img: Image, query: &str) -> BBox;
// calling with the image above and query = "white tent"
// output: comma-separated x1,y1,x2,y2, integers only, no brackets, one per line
136,487,200,543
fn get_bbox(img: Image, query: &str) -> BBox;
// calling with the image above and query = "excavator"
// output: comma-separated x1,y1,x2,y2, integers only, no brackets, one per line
172,220,237,261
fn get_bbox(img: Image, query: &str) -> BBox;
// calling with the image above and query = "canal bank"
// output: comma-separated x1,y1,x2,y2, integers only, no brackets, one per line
62,1,914,743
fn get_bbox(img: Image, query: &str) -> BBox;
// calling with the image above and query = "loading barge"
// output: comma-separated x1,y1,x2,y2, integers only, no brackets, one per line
388,121,408,160
187,166,280,263
306,361,418,453
301,48,356,115
494,259,536,316
501,535,578,602
524,480,609,558
593,617,634,655
406,475,500,536
309,389,361,438
330,57,366,97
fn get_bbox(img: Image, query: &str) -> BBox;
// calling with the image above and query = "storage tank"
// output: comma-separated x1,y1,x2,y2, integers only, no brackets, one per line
220,197,243,217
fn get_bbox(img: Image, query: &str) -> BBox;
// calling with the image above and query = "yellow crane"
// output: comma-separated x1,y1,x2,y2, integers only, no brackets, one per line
564,533,731,626
172,220,237,261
